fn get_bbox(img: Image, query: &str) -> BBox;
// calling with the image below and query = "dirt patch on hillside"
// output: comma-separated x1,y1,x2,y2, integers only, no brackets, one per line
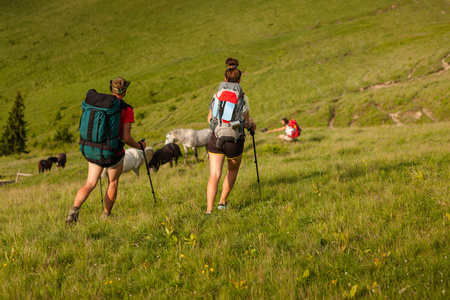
388,110,425,126
376,4,398,15
359,53,450,92
326,52,448,128
437,53,450,74
421,108,437,122
328,111,337,129
344,53,449,126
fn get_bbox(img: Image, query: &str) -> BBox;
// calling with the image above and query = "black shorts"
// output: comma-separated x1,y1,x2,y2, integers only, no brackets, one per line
208,134,245,159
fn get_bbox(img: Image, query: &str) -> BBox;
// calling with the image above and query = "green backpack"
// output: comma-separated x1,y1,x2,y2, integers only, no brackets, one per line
78,89,123,167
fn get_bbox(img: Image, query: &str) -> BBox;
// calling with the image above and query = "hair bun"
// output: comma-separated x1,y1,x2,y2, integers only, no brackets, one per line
225,58,239,68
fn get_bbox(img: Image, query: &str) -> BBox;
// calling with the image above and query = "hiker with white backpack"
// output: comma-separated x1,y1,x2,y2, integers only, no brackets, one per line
266,117,301,142
66,77,147,224
206,58,256,214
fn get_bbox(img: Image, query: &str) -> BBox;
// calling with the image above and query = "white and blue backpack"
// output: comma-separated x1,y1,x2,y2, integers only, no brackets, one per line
209,83,248,145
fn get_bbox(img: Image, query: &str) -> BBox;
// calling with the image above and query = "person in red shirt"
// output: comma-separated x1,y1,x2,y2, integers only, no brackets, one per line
66,77,146,223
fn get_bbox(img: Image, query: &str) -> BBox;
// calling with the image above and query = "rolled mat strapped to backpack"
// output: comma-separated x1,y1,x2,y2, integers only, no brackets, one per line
78,89,124,167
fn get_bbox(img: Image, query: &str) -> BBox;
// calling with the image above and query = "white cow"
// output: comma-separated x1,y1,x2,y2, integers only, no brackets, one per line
101,147,154,178
165,128,212,164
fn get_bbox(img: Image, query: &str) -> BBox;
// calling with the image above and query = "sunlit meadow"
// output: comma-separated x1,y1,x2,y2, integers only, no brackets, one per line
1,0,449,298
1,123,449,299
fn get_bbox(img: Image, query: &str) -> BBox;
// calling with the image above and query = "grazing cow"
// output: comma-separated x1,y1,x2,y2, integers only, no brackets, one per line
57,153,67,168
101,147,154,178
148,143,182,172
165,128,212,164
48,157,58,163
38,157,56,173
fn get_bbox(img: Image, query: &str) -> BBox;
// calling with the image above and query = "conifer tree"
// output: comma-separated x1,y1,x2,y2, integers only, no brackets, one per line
0,91,28,156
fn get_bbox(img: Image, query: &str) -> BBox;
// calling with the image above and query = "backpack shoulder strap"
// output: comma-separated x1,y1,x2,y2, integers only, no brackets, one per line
119,100,133,111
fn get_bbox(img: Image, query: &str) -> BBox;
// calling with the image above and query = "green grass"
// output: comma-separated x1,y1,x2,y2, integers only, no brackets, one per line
1,0,450,298
0,123,449,298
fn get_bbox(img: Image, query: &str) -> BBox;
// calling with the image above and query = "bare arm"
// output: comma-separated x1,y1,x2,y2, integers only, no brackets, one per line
267,125,287,133
207,109,212,124
122,123,146,149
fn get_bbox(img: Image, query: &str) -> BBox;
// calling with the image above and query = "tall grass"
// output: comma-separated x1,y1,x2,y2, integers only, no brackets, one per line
0,123,448,298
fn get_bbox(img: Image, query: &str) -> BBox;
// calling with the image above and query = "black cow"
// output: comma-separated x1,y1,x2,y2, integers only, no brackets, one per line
148,143,182,172
48,157,58,163
38,157,58,173
57,153,67,168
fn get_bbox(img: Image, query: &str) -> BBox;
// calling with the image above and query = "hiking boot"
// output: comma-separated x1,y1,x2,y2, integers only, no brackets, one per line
218,202,228,210
65,207,79,224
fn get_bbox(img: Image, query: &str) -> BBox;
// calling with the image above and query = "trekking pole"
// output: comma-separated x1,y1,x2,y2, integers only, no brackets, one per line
139,139,157,203
249,130,262,201
99,176,104,209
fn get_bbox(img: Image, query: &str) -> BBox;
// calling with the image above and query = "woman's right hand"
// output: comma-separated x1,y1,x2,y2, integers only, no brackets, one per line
247,121,256,131
138,139,147,150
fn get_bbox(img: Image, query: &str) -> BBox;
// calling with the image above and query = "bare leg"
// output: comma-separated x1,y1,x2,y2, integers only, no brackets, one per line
104,160,124,214
206,153,225,213
218,155,242,205
279,135,293,142
73,163,104,208
67,163,103,223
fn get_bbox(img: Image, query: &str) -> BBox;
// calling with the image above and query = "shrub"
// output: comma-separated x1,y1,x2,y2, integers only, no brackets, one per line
53,126,74,143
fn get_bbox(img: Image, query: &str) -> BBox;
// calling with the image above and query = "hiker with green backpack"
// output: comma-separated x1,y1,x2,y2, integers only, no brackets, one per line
66,77,146,223
205,58,256,214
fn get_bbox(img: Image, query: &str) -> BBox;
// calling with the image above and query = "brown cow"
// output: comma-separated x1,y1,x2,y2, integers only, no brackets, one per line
38,157,56,173
57,153,67,168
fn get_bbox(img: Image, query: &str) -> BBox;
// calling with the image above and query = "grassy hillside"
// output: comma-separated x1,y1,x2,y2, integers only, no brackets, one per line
1,1,450,298
1,0,449,152
0,123,449,298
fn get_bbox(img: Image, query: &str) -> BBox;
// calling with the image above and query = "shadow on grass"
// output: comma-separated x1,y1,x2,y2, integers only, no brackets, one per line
236,170,325,211
335,157,427,182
